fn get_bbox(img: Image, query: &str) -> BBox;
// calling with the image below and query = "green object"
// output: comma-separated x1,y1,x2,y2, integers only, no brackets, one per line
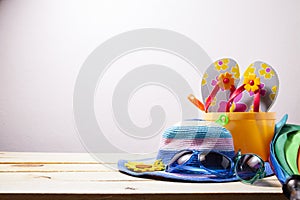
215,114,229,126
285,130,300,174
275,130,293,175
274,124,300,175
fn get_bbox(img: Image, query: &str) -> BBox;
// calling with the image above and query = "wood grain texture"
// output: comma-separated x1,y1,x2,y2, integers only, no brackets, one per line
0,194,287,200
0,152,285,200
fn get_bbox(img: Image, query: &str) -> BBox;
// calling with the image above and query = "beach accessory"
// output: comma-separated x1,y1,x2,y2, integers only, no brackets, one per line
285,131,300,175
165,150,234,178
124,159,165,172
298,147,300,173
273,117,300,175
274,125,294,175
118,119,274,182
200,58,240,112
190,60,279,113
234,151,265,184
226,61,279,112
270,114,290,184
270,115,300,200
199,60,279,160
155,119,234,166
166,149,265,184
204,112,276,161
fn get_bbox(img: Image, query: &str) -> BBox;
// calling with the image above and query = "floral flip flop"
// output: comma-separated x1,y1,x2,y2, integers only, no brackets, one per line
201,58,240,112
226,61,279,112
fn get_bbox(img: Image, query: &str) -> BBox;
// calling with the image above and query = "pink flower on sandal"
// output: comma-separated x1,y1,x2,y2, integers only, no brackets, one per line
249,83,266,97
217,93,247,112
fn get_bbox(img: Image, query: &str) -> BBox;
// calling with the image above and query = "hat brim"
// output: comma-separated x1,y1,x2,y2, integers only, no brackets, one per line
118,157,274,183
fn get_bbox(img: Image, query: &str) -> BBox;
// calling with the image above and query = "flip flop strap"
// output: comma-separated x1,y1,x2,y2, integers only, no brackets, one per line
188,94,205,111
226,84,260,112
205,85,220,112
205,84,236,112
253,90,260,112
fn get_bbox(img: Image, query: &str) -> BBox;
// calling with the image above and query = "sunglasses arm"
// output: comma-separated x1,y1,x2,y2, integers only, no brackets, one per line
166,165,234,178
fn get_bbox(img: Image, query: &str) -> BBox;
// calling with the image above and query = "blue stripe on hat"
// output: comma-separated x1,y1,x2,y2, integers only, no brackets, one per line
163,126,232,139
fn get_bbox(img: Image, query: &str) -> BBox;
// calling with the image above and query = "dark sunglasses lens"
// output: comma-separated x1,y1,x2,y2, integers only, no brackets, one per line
198,152,231,170
236,155,262,180
169,150,193,166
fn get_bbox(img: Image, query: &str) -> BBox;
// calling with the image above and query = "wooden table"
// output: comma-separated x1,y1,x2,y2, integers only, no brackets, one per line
0,152,286,200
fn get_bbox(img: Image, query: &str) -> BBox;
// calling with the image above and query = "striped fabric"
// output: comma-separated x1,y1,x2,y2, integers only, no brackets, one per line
156,119,235,164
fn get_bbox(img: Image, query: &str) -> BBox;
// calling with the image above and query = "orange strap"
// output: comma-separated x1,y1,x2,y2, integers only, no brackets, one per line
188,94,205,111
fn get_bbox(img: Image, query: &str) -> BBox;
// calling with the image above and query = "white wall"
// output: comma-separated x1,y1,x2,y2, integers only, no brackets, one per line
0,0,299,152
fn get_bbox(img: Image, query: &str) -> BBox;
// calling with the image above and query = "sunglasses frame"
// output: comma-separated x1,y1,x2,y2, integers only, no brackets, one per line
166,150,235,178
166,149,265,184
234,151,266,184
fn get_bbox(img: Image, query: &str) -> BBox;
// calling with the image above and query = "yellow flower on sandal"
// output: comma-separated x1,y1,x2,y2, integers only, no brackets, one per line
243,73,260,93
214,59,229,71
231,65,240,79
259,63,275,79
125,160,165,172
244,64,255,77
269,85,277,100
201,72,208,86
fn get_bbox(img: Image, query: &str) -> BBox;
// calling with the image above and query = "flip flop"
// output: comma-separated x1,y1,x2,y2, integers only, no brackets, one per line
285,130,300,174
226,61,279,112
201,58,240,112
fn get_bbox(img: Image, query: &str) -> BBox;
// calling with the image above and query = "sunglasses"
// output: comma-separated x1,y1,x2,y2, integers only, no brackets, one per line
283,175,300,200
166,150,265,184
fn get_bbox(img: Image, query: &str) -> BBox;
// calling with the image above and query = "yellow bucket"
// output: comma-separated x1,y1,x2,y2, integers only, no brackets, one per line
203,112,276,161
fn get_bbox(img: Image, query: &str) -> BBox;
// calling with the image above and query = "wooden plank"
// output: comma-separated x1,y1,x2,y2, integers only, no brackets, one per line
0,172,281,193
0,152,100,164
0,177,282,194
0,194,287,200
0,171,142,182
0,164,116,172
0,152,156,164
0,152,285,200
